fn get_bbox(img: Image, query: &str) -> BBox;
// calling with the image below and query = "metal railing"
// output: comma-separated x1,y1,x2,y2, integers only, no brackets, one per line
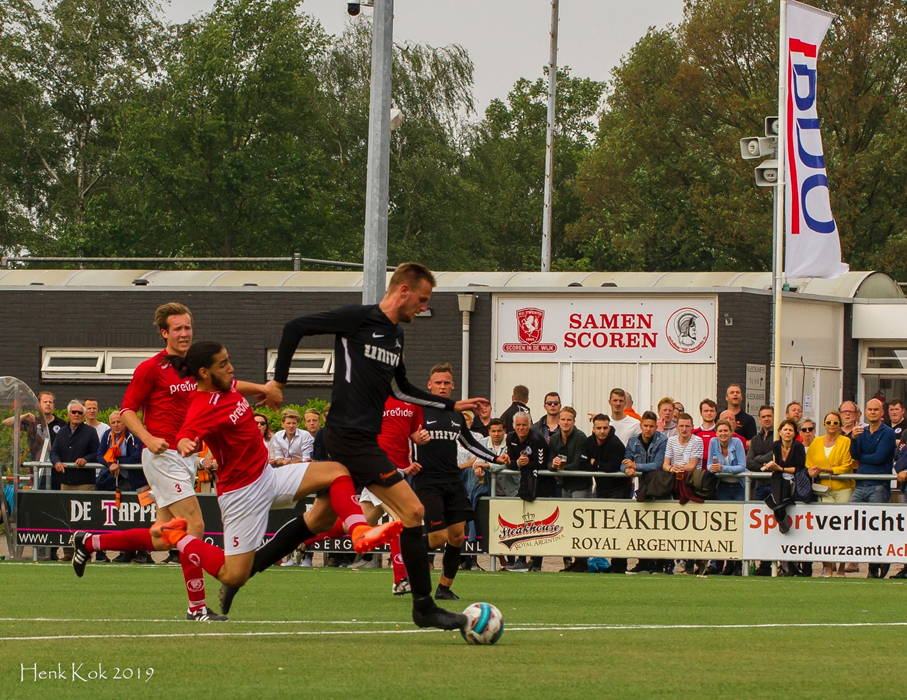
0,255,397,271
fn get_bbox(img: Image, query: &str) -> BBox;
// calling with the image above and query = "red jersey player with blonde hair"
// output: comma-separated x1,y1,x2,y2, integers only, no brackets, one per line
72,340,400,601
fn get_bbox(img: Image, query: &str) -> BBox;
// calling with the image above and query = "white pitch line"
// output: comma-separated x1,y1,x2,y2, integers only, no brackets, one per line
5,621,907,642
0,617,410,625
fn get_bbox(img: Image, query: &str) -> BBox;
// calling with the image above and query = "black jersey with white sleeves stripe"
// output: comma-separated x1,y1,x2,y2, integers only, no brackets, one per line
413,406,500,485
274,304,454,434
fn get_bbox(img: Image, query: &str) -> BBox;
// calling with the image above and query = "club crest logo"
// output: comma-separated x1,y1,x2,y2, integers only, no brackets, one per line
666,308,709,354
496,508,564,550
503,308,557,354
517,307,544,344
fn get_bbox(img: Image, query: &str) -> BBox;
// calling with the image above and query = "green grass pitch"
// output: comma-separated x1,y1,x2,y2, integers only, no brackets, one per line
2,561,905,699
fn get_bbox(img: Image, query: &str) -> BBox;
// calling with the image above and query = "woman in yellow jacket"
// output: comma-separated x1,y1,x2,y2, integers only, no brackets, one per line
806,410,854,577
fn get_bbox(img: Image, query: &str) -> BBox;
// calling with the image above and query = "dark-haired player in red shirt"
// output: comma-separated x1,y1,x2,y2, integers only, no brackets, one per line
76,303,280,620
72,340,400,602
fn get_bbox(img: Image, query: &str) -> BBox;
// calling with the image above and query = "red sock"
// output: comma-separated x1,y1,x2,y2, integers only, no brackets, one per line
390,535,407,584
328,475,368,532
305,518,345,548
177,535,226,580
86,529,153,553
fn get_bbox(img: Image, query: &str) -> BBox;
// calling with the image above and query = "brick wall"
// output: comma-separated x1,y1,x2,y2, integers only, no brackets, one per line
0,289,493,409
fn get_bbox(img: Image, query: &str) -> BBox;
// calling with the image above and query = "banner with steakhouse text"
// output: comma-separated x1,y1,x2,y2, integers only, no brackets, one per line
489,499,743,559
495,296,716,362
744,503,907,563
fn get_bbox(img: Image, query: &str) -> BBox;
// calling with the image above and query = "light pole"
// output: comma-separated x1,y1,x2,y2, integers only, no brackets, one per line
362,0,394,305
540,0,559,272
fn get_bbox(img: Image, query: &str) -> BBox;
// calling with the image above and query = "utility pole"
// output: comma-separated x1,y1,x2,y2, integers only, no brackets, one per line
362,0,394,304
540,0,559,272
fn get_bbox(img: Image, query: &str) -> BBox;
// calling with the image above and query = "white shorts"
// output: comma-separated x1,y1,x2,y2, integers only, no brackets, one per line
359,486,383,508
219,461,308,555
142,449,197,508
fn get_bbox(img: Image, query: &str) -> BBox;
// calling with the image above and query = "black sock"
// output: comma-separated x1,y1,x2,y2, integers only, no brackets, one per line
442,542,460,580
250,515,316,578
400,526,432,597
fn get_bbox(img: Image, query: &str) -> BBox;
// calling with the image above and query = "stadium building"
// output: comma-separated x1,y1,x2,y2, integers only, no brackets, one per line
0,269,904,420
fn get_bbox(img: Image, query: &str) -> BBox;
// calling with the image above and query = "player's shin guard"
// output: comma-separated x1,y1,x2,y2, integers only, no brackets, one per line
328,475,368,532
176,535,226,579
389,534,407,584
250,515,317,576
399,526,432,597
442,542,460,580
86,529,153,554
179,551,208,610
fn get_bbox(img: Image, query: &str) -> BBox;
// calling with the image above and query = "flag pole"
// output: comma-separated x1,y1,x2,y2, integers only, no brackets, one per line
773,0,788,430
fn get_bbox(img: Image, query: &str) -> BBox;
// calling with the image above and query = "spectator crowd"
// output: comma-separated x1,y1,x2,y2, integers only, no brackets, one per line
18,384,907,579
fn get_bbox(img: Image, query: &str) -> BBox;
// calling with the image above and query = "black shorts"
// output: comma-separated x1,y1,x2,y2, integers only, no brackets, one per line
323,425,404,489
415,480,474,532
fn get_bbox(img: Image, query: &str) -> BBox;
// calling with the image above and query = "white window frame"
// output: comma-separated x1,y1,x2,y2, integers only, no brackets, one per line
266,349,334,384
41,348,159,382
861,341,907,375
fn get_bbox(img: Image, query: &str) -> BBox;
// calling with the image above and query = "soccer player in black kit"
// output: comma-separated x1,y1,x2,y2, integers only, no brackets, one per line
260,263,506,631
414,363,505,601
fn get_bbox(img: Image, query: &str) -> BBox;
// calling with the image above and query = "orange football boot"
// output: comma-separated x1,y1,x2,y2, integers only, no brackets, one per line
150,517,189,547
351,520,404,554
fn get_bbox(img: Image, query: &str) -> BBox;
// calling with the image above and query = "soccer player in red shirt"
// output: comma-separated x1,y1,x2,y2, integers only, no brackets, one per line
71,303,280,621
72,340,400,600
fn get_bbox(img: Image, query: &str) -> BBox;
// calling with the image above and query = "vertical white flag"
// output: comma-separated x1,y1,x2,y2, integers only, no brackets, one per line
784,0,848,279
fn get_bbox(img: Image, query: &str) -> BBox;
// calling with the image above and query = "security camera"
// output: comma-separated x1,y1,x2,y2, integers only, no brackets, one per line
347,2,360,16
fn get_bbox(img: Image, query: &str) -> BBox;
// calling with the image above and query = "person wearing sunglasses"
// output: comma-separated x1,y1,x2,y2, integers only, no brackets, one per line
49,399,100,561
253,413,272,446
799,419,817,448
806,411,854,576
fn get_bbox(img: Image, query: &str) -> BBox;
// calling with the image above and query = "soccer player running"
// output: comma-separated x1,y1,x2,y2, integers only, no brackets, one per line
72,341,400,599
262,262,506,630
414,362,504,601
219,395,429,611
70,303,280,621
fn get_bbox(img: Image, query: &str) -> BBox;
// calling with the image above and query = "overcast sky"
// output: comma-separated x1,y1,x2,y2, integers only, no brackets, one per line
162,0,686,116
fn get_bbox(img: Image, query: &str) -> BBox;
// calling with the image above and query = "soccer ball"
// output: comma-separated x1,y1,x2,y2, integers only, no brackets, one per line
460,602,504,645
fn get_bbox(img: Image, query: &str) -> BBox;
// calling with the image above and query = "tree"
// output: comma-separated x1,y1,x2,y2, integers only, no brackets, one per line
460,69,605,270
314,19,477,269
0,0,164,258
88,0,335,262
570,0,907,277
